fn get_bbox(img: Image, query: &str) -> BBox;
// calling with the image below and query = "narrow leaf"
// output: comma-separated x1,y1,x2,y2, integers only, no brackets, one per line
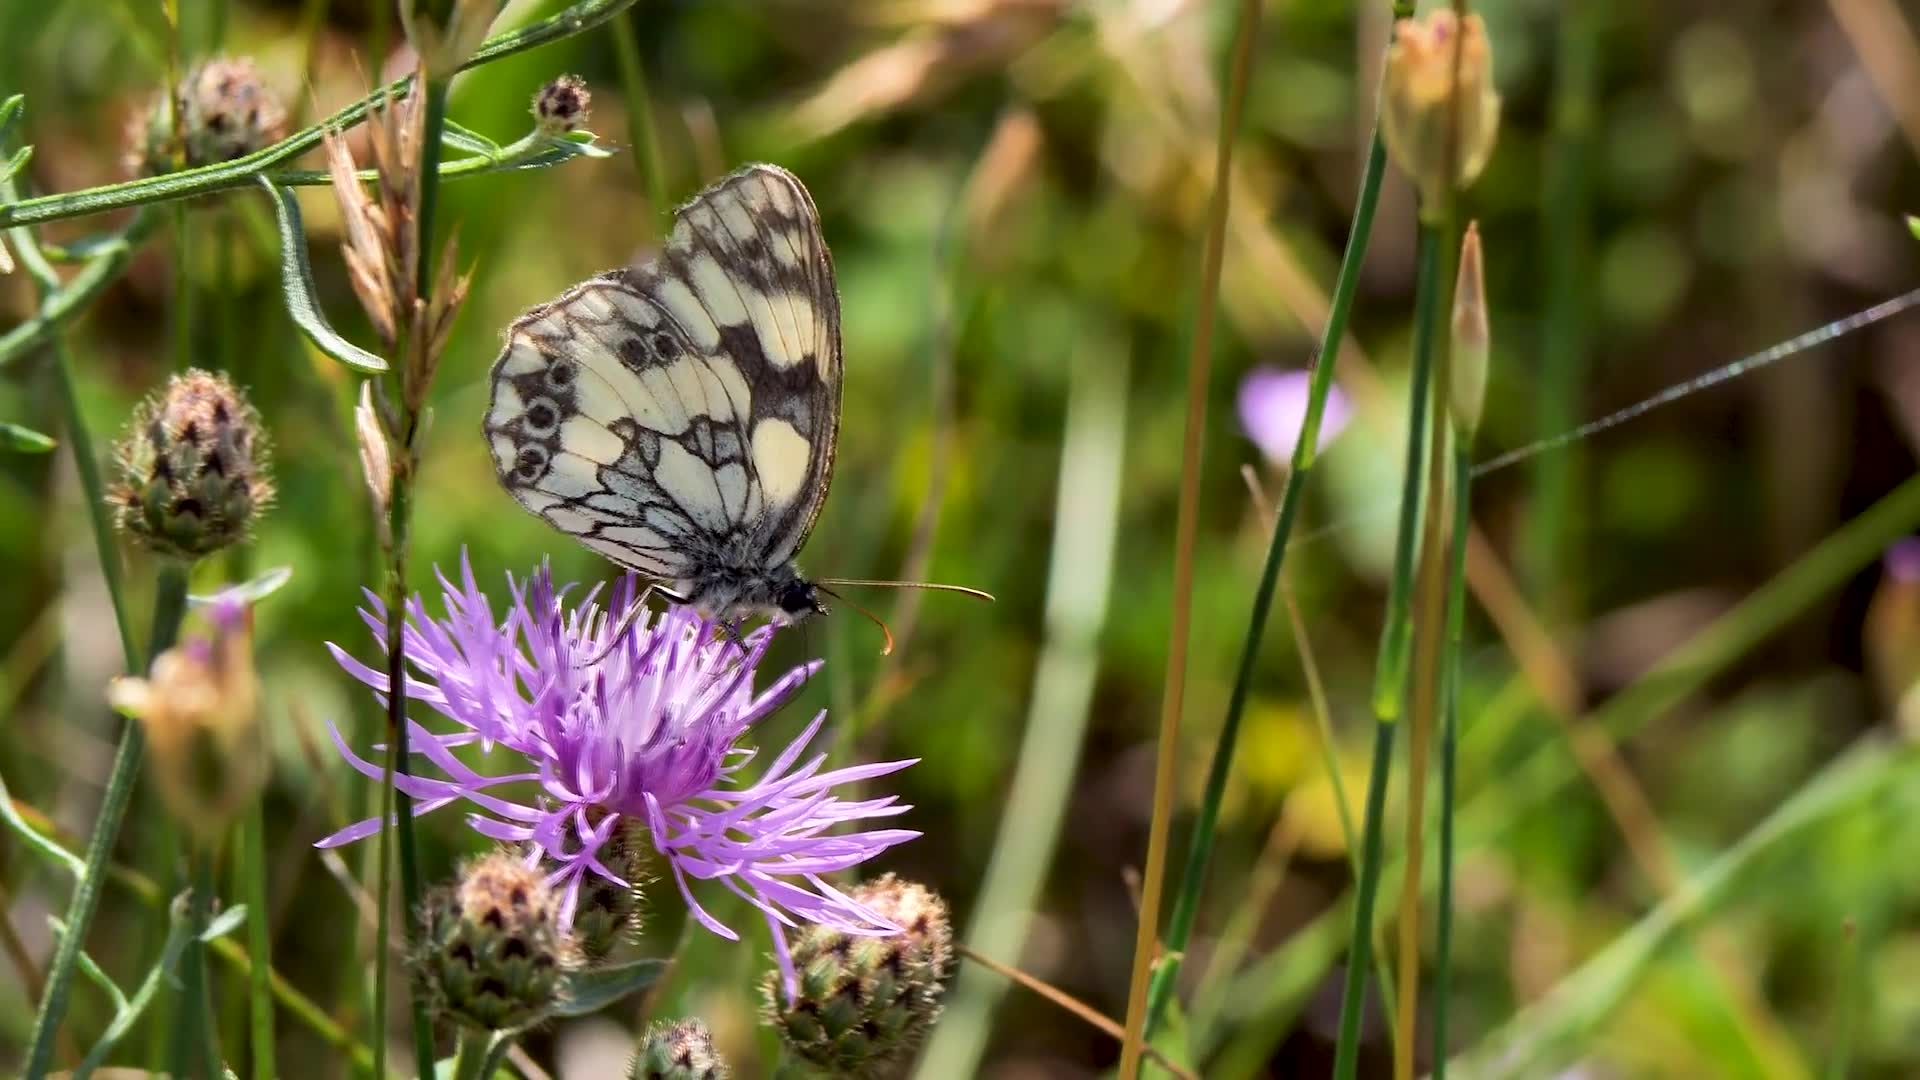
257,177,388,373
0,421,54,452
202,903,248,942
2,145,32,183
441,119,502,157
0,95,23,146
552,958,668,1017
191,565,293,608
1908,214,1920,244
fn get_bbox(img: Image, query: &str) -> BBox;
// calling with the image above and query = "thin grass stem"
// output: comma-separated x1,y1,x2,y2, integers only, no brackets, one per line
241,800,274,1079
172,848,223,1077
1115,1,1261,1073
1431,446,1472,1077
610,8,668,216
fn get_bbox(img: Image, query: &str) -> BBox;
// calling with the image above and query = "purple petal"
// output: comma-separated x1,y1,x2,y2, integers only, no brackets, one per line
1238,366,1352,464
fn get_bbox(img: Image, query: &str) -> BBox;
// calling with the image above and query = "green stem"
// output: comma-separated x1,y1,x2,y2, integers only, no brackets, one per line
413,78,450,300
23,565,189,1079
1333,719,1397,1080
0,0,639,228
450,1030,496,1080
172,849,222,1078
1431,447,1472,1077
609,7,668,215
1334,226,1443,1080
241,801,274,1079
0,211,158,370
1140,46,1398,1050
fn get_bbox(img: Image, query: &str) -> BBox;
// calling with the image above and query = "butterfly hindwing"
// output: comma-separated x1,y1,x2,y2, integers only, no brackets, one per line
484,164,842,593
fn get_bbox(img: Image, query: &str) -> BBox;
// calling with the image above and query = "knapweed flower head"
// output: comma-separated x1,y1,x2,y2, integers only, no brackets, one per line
111,369,273,560
1238,366,1352,466
107,585,262,846
316,555,920,997
417,850,571,1031
631,1018,729,1080
126,56,287,177
534,74,591,137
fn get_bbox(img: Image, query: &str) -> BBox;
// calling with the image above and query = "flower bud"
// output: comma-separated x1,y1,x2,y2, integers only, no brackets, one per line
629,1018,729,1080
416,851,571,1031
111,370,273,561
1450,221,1490,438
402,0,506,76
1380,10,1501,208
558,817,646,964
107,593,262,846
762,874,953,1078
126,57,287,177
533,75,591,137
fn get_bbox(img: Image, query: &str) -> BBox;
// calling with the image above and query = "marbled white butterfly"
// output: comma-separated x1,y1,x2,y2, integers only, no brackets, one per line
484,163,985,638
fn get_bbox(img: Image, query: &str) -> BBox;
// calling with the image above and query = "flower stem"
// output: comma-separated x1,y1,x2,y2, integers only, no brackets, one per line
1142,111,1396,1042
1432,445,1472,1077
22,563,189,1079
1394,211,1457,1080
1334,225,1443,1080
1114,0,1261,1074
450,1030,497,1080
241,800,274,1079
172,847,224,1078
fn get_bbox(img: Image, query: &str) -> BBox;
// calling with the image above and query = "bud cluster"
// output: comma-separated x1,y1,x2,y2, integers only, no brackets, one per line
416,851,572,1031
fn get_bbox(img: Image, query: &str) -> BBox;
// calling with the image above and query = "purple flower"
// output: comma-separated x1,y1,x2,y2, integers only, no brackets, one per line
1888,539,1920,585
1238,366,1353,465
316,555,920,997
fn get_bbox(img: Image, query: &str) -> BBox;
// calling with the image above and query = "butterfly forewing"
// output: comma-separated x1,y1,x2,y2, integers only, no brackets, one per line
484,164,843,600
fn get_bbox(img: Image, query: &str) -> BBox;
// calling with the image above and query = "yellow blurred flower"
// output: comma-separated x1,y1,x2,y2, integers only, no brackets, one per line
1381,9,1502,208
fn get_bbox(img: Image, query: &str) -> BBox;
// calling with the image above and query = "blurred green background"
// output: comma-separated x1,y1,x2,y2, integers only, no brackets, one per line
6,0,1920,1076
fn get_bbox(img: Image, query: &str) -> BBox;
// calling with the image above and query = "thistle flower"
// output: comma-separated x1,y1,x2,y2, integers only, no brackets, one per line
630,1019,728,1080
1380,9,1501,208
417,850,571,1031
762,873,953,1077
1237,367,1353,467
533,75,591,137
111,369,273,560
316,555,920,997
126,56,287,177
107,589,261,845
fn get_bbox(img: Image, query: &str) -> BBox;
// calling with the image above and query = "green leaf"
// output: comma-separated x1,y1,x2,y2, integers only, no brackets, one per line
2,145,32,184
0,94,23,146
0,421,54,452
201,903,248,942
548,130,614,160
1908,214,1920,244
441,119,503,157
552,957,668,1017
257,177,389,373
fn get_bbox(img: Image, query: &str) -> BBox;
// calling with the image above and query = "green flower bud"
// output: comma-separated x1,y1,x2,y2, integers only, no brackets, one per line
533,75,591,137
1381,10,1501,209
762,874,953,1078
416,851,571,1031
629,1018,729,1080
1450,221,1489,439
126,57,287,178
110,370,273,561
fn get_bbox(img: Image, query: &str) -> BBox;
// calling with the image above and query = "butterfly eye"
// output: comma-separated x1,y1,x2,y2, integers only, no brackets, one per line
649,332,682,360
515,445,549,481
523,399,561,436
546,361,576,388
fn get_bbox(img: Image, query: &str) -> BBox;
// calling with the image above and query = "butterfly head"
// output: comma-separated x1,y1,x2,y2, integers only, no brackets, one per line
775,576,827,624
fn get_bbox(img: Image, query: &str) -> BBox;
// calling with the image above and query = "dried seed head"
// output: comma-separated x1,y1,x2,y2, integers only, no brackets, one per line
126,57,288,178
533,75,591,136
108,595,261,846
1450,221,1490,438
761,874,953,1078
416,851,572,1031
558,817,648,964
110,370,273,560
1380,10,1501,208
355,381,393,519
629,1018,729,1080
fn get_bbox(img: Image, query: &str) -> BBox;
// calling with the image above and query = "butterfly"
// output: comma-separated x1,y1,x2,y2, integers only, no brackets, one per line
483,163,987,641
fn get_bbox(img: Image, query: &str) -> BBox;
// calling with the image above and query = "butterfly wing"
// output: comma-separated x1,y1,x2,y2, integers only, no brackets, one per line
484,164,843,583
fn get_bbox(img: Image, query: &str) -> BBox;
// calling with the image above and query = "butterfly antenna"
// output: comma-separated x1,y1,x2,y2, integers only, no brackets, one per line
818,587,895,656
815,579,996,604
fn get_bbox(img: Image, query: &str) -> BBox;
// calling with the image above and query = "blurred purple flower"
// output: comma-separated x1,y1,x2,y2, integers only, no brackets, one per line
1238,366,1353,464
316,555,919,997
1888,538,1920,584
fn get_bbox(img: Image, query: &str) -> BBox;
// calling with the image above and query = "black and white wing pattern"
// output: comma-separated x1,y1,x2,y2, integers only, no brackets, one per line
484,164,842,597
